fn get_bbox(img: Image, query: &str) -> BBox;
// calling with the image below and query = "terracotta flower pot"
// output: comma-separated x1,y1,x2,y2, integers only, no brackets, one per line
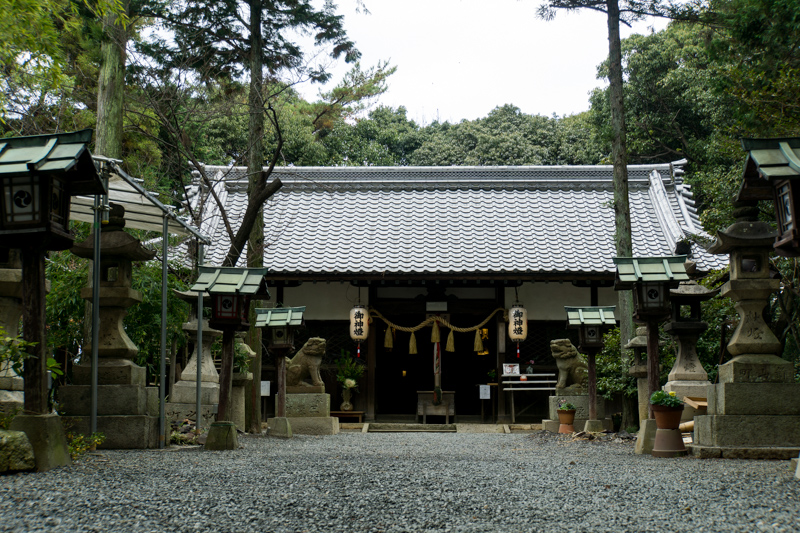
651,404,683,430
557,409,576,434
651,404,687,458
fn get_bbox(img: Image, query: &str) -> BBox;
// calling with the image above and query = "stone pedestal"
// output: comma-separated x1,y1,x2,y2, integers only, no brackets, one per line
542,395,611,433
268,393,339,435
9,413,71,472
231,372,252,431
165,317,221,429
634,419,658,455
0,267,24,415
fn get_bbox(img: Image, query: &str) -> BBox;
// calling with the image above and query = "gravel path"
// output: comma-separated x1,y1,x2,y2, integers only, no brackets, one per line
2,431,798,532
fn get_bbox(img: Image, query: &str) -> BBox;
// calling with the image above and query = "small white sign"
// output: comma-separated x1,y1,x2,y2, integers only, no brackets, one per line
479,385,491,400
260,381,271,396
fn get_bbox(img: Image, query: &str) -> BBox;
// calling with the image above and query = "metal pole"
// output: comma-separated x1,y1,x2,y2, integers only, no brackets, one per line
91,193,102,434
196,242,204,432
159,214,168,448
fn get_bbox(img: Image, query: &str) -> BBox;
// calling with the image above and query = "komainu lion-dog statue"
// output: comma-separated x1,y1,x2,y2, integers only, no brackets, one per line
550,338,588,394
286,337,326,389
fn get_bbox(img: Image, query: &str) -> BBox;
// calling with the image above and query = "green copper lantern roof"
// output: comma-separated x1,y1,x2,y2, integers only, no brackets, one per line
738,138,800,202
254,306,306,328
0,129,106,195
612,256,689,290
564,306,617,327
190,266,270,296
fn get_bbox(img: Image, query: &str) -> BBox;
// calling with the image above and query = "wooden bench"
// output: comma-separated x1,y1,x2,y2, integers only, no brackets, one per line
502,373,557,424
417,391,456,424
330,411,364,423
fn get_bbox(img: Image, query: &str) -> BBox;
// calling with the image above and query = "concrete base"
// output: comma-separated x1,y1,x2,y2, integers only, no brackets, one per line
59,385,153,416
9,413,71,472
72,359,146,386
542,418,612,433
170,380,220,405
266,417,293,438
634,419,657,455
717,354,794,383
205,421,239,450
63,414,159,449
694,414,800,447
688,445,800,460
165,402,217,429
284,417,339,435
707,382,800,415
583,419,605,433
286,393,331,418
286,385,325,394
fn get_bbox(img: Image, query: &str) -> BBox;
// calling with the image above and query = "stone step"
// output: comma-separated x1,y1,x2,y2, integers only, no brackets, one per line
368,423,456,433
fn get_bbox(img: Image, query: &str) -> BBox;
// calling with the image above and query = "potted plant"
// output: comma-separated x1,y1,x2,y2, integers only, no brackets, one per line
649,390,687,457
336,350,365,411
556,401,577,434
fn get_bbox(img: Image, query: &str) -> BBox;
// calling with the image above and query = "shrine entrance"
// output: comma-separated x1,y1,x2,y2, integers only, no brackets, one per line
372,296,500,422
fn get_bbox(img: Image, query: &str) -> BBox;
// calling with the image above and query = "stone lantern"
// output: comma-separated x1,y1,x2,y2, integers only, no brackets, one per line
1,130,105,471
189,266,269,450
663,280,717,422
737,138,800,257
165,290,223,431
256,306,306,438
60,204,159,449
691,204,800,458
613,256,689,414
564,306,616,433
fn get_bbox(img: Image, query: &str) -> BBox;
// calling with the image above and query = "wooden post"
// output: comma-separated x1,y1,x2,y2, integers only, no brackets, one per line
586,347,598,421
21,248,48,415
276,351,286,418
217,329,235,421
646,321,660,419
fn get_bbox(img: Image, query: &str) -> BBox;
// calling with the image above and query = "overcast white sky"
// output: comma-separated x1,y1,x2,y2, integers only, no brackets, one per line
297,0,669,125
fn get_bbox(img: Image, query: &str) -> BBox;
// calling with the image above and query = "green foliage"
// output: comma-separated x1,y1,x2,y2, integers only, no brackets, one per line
0,326,38,377
650,390,683,407
336,350,365,390
46,244,90,363
126,258,191,382
557,401,577,411
0,407,21,430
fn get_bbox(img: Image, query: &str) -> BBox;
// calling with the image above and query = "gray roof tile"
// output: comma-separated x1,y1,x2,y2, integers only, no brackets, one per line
185,164,727,277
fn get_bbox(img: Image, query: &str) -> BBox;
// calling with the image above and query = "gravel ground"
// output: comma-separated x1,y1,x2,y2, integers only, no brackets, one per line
2,431,798,533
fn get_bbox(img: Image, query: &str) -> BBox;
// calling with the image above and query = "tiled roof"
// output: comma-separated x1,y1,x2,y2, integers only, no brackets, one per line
183,164,727,279
564,306,617,326
254,306,306,328
190,266,270,296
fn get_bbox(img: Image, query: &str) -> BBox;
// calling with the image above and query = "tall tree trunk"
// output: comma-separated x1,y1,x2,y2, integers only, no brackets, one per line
95,5,128,159
607,0,636,421
246,0,265,434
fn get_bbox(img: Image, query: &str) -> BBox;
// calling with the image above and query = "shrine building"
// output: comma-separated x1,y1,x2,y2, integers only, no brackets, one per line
182,163,726,423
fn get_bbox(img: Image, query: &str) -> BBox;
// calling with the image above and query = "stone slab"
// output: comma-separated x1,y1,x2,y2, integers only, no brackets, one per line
72,359,146,386
694,414,800,447
0,376,24,391
284,416,339,435
58,384,149,416
688,445,800,460
706,382,800,416
0,429,35,472
9,413,72,471
286,393,330,418
170,380,220,405
583,419,606,433
0,390,24,414
286,385,325,394
634,419,657,455
205,421,239,450
266,417,292,438
717,355,794,384
547,395,600,421
165,403,217,429
63,415,159,449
